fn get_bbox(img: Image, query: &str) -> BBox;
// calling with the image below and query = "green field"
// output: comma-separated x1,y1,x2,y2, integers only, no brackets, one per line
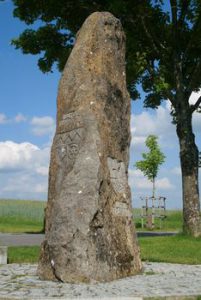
0,199,46,233
139,234,201,264
8,246,40,263
1,199,201,265
0,199,182,233
0,199,183,233
7,234,201,265
134,209,182,232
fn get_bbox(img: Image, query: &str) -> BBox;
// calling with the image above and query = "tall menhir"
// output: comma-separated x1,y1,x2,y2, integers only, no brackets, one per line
37,12,142,283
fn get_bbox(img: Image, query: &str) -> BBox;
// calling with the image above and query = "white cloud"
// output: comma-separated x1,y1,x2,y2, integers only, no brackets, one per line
0,141,50,198
31,116,55,136
134,106,172,136
0,113,26,124
130,105,177,153
193,111,201,133
31,116,54,127
189,90,201,105
156,178,175,190
0,141,50,200
131,136,146,149
0,141,39,171
171,167,181,175
165,100,172,111
36,166,49,176
133,177,153,190
0,113,8,124
34,183,48,193
188,90,201,134
128,168,175,191
14,113,27,123
131,111,156,136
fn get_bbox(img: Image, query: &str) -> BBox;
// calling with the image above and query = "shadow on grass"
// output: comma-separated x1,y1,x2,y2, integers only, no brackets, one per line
137,231,178,237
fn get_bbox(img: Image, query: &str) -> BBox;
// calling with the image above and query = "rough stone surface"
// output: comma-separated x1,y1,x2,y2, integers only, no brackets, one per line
37,11,142,283
0,246,7,265
1,263,201,299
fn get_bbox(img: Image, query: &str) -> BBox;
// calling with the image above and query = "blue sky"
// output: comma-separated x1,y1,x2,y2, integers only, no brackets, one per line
0,0,201,209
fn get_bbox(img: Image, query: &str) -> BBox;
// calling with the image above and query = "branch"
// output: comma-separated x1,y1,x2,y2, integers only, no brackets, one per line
170,0,182,93
184,13,201,58
188,59,201,92
191,95,201,113
170,0,177,27
140,16,161,56
146,60,175,105
178,0,190,27
140,15,166,56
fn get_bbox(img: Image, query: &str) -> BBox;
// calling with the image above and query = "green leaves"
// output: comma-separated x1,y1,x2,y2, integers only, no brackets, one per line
135,135,165,182
10,0,201,112
11,25,72,72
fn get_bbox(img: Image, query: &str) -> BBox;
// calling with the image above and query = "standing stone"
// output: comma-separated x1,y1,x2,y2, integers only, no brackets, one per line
37,11,142,283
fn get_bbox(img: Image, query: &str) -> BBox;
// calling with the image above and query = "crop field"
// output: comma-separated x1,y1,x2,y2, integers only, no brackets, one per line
0,199,183,233
0,199,46,233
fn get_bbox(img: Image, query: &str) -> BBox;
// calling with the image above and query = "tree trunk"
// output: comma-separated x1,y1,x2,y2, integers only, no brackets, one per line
152,177,156,198
176,109,201,237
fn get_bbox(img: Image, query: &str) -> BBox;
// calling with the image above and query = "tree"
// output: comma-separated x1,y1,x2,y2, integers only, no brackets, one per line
135,135,165,198
11,0,201,236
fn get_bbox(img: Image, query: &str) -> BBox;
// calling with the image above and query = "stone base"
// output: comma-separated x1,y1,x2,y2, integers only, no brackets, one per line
1,263,201,298
0,246,7,265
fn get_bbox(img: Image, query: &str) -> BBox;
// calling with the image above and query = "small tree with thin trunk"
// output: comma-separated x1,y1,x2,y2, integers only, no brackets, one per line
135,135,165,198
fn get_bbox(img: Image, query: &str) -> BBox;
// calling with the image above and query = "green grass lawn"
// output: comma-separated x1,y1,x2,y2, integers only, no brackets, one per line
7,234,201,264
139,234,201,264
8,246,40,263
0,199,46,233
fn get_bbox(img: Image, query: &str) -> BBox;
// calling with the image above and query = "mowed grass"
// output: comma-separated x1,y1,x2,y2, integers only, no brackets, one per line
8,246,40,263
139,234,201,264
133,209,183,232
0,199,46,233
7,235,201,264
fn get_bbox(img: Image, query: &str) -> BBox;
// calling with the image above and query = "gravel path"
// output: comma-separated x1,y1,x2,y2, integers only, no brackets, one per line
0,233,44,246
0,262,201,299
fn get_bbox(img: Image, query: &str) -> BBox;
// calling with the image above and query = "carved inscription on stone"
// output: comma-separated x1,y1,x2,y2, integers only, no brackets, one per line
58,112,84,134
107,157,127,194
56,129,84,164
112,201,132,217
68,143,79,160
55,112,85,168
54,113,86,192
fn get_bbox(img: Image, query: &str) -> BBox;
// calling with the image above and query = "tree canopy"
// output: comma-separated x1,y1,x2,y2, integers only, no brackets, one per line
11,0,201,111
